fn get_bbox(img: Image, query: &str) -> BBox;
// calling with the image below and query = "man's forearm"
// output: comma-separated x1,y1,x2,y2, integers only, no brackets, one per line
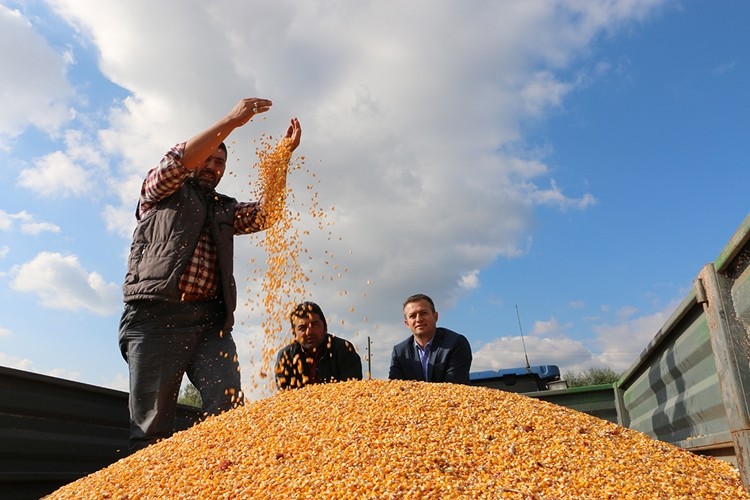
182,98,272,169
182,114,237,170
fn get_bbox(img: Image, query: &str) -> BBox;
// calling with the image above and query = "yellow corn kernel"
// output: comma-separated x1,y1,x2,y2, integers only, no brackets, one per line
47,380,748,498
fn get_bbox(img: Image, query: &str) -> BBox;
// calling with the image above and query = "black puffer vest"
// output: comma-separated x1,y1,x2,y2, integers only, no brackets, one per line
122,179,239,331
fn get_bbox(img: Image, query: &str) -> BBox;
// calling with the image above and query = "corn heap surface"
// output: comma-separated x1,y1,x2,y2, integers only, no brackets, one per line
49,380,746,499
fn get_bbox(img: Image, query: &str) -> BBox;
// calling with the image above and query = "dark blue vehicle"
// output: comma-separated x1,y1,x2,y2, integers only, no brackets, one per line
469,364,562,393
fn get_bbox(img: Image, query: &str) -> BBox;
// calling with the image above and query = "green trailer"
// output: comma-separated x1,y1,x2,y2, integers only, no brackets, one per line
477,213,750,492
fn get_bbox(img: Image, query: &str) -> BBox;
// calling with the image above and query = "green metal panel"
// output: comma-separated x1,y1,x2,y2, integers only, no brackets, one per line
619,301,728,444
525,384,618,423
713,212,750,274
699,261,750,488
731,262,750,332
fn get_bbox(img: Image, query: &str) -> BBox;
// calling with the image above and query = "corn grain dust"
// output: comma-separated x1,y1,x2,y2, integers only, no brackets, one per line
48,380,747,499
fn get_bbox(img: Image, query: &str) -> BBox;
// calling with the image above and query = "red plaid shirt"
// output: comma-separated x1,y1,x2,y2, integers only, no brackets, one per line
139,143,264,300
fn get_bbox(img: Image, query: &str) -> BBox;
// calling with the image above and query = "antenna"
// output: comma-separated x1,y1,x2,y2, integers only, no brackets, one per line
515,304,531,371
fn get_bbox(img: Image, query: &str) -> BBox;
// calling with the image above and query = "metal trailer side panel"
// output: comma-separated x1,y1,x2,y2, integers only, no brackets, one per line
614,213,750,492
696,260,750,489
525,384,618,424
693,213,750,489
732,262,750,332
617,296,730,452
0,366,201,499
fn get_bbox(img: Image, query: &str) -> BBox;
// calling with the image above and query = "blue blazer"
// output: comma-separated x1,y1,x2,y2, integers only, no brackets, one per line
388,327,472,384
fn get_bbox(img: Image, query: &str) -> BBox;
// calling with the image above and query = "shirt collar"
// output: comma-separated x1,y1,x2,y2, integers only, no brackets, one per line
414,336,434,352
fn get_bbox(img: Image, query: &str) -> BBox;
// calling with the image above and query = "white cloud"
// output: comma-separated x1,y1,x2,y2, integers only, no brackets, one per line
0,326,11,337
592,303,675,371
0,212,10,231
0,246,9,259
102,172,144,239
17,150,91,197
21,221,62,235
465,301,678,378
530,317,571,337
0,210,61,234
9,252,120,315
470,300,678,376
102,203,137,239
0,352,34,371
616,305,639,320
458,270,480,290
47,367,83,381
0,5,74,148
0,352,82,382
472,335,596,373
526,179,598,210
17,128,109,199
62,129,105,165
520,71,573,117
101,372,129,392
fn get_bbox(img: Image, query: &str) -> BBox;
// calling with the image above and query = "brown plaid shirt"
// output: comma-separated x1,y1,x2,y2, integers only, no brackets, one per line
139,143,264,300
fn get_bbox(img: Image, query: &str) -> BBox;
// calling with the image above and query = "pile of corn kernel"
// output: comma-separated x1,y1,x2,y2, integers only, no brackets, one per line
48,380,747,498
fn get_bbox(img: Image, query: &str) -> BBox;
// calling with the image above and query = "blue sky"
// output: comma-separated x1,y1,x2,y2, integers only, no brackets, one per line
1,0,748,399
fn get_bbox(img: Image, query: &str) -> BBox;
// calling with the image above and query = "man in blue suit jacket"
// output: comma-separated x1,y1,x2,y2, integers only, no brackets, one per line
388,293,473,384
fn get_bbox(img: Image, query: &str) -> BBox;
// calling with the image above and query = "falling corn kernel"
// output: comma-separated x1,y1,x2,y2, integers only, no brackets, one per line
243,134,371,392
46,380,747,498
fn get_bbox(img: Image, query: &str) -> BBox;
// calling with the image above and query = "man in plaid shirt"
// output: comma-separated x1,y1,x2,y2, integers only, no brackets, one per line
118,98,301,452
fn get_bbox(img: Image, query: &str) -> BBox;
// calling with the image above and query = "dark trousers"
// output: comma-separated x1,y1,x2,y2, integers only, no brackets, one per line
118,299,243,452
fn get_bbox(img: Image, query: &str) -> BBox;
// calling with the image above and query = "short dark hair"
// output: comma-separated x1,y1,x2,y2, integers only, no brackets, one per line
403,293,435,312
290,301,327,331
218,142,228,157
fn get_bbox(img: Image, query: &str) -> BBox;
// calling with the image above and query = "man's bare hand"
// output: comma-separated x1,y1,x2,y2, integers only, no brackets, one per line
284,118,302,152
228,98,273,126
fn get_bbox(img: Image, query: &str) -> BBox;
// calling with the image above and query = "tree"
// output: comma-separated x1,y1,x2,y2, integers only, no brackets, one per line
178,381,202,408
563,366,621,388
